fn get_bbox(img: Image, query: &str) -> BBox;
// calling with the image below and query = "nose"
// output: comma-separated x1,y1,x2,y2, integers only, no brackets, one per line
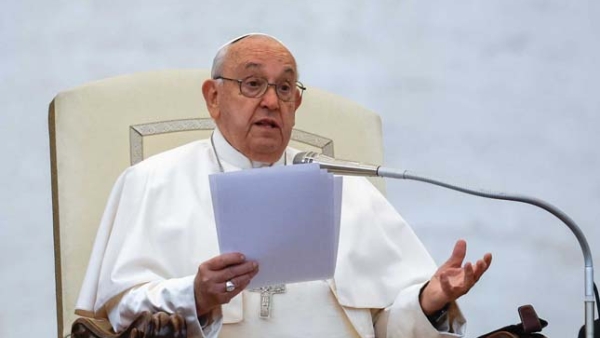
260,84,280,110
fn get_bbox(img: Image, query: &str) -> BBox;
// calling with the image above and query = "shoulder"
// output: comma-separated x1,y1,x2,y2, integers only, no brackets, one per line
123,139,215,182
140,139,212,166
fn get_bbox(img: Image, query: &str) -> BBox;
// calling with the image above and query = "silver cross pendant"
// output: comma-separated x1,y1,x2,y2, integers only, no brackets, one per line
249,284,286,319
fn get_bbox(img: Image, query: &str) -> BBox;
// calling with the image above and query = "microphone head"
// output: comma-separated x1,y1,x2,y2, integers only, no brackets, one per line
292,151,321,165
292,152,379,176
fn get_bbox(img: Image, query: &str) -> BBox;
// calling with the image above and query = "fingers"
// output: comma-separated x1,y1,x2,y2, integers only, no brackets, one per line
202,252,258,283
484,252,493,265
199,255,258,287
439,261,473,293
209,263,259,306
441,239,467,268
194,253,259,316
220,266,260,293
204,252,247,270
213,260,259,283
430,241,493,305
471,252,493,281
462,262,475,290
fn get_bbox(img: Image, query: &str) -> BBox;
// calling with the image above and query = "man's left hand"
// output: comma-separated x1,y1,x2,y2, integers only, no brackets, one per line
419,239,492,315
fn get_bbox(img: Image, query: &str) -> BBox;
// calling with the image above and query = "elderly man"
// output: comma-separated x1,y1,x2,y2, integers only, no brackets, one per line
76,33,492,338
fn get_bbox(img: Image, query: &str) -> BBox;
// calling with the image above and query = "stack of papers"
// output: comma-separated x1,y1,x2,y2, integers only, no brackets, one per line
209,163,343,289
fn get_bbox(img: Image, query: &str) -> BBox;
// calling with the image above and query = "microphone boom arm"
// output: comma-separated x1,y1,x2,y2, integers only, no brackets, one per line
294,151,595,337
376,166,596,338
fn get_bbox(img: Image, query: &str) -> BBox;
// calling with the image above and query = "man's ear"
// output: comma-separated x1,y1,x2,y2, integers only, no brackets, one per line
294,90,303,111
202,79,220,119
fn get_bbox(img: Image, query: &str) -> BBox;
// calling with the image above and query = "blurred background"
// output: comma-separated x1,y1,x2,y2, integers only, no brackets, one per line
1,1,599,337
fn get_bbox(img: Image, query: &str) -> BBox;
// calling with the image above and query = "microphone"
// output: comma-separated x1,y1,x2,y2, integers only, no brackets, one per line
293,151,596,338
293,151,379,176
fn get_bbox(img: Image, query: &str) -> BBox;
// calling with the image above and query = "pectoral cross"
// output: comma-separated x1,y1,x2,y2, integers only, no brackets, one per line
250,284,286,319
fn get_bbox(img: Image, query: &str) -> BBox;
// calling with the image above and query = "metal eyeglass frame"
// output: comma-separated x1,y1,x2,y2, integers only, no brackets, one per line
214,76,306,102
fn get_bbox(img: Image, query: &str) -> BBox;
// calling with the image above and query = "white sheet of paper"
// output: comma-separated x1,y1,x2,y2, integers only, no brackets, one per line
209,163,342,289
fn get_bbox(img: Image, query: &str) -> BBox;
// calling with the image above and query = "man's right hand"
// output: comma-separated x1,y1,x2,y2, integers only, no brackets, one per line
193,252,259,316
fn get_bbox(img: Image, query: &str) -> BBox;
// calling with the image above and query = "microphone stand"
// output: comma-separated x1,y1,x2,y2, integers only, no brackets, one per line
375,167,595,338
297,153,596,337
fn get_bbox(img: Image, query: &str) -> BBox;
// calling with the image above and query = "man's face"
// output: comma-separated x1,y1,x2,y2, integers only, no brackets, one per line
203,37,302,163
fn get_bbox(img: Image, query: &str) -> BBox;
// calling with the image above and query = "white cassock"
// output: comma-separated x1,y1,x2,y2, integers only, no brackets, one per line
76,128,467,338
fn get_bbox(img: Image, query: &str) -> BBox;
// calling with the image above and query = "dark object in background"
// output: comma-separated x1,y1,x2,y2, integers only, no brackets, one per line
478,304,548,338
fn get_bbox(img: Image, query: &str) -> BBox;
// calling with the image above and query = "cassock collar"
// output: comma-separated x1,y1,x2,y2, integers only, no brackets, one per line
211,127,286,171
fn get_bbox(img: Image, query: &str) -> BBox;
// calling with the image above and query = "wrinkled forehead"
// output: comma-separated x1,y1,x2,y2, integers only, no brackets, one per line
220,34,298,78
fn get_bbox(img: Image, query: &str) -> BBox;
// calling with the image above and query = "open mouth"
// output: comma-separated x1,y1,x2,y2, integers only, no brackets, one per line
254,119,279,129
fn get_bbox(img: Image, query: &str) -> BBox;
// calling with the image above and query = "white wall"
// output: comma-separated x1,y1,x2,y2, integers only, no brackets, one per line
1,1,599,337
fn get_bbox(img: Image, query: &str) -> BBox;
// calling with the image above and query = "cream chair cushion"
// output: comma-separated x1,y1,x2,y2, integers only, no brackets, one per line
49,69,384,337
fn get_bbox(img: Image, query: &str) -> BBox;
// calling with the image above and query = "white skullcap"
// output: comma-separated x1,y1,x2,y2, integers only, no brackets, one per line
211,33,291,78
216,33,288,51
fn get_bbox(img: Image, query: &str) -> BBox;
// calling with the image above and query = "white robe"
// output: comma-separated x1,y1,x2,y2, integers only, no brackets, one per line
76,128,466,337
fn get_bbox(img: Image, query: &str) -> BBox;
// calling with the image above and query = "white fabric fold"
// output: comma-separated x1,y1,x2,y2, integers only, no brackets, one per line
75,129,466,337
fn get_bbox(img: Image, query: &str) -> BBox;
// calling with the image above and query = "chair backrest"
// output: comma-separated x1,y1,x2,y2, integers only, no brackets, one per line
48,69,385,338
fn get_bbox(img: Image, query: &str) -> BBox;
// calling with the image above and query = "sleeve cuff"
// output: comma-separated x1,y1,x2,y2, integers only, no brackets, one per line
178,276,223,338
385,282,467,337
106,275,224,338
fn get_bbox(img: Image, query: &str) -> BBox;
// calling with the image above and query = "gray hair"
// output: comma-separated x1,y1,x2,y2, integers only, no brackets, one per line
210,41,236,79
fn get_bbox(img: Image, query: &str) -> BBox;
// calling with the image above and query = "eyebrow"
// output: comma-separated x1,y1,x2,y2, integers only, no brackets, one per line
282,68,296,76
243,63,297,78
244,62,263,70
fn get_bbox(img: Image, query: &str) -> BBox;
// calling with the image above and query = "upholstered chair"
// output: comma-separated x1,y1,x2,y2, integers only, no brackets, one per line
49,69,385,337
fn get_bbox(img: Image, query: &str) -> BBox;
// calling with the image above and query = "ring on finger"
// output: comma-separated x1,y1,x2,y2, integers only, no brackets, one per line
225,280,235,292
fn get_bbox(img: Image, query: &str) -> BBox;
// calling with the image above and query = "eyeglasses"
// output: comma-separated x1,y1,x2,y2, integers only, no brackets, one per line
214,76,306,102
